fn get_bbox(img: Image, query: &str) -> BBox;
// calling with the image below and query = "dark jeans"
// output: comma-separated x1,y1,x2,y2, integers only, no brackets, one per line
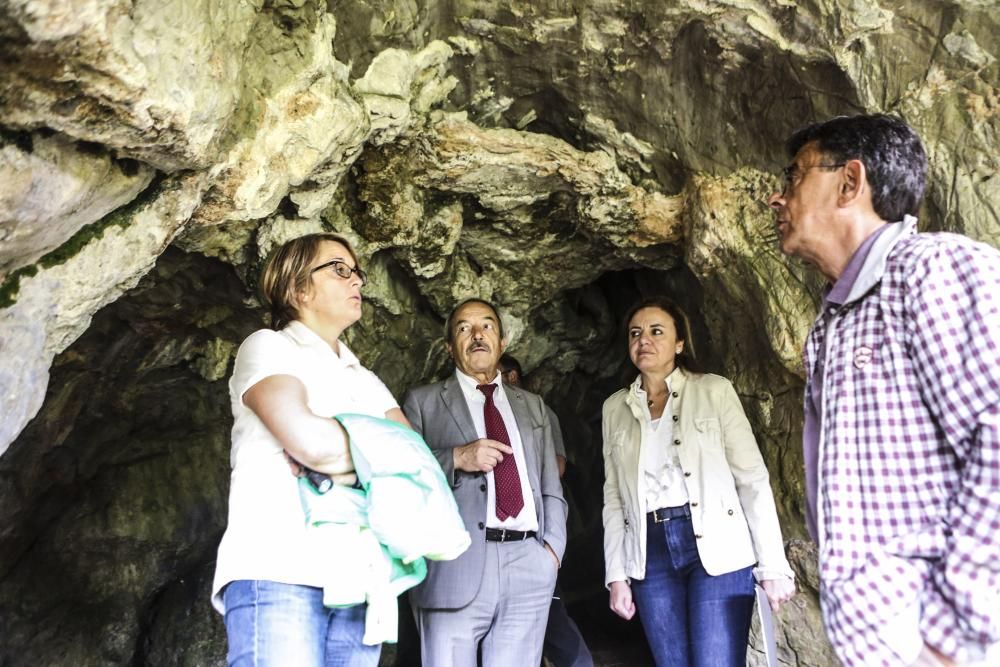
543,585,594,667
631,511,754,667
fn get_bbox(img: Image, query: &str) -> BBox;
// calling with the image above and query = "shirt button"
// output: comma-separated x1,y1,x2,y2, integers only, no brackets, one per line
672,415,679,422
684,472,691,477
695,534,702,539
728,509,734,516
672,391,678,398
690,502,698,507
673,439,681,446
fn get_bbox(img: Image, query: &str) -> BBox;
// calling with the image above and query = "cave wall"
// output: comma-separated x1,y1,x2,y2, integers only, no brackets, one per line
0,1,997,665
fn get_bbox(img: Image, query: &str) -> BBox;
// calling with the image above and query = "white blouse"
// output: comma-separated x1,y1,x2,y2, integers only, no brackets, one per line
643,420,689,511
640,376,690,511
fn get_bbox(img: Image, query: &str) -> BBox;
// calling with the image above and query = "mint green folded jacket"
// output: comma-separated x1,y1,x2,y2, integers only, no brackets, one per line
298,413,470,645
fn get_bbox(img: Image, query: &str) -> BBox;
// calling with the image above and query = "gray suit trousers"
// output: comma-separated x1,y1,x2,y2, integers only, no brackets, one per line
414,539,557,667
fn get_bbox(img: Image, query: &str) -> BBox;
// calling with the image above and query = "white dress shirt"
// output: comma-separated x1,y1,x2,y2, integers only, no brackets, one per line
455,369,539,532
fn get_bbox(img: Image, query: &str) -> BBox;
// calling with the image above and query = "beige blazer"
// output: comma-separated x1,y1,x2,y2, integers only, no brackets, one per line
601,370,793,586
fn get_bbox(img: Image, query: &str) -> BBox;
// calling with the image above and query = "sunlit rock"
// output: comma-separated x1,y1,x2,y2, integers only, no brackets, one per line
0,1,997,664
0,173,207,455
0,0,261,170
0,129,155,277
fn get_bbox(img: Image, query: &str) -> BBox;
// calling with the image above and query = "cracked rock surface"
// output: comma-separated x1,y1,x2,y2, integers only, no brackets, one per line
0,1,996,664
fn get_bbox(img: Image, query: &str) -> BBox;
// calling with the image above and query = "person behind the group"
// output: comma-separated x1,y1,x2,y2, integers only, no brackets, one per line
769,114,1000,667
602,296,795,667
499,354,569,477
402,298,567,667
210,233,411,666
498,354,594,667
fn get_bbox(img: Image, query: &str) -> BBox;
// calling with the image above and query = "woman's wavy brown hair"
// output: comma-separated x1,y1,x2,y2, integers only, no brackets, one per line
259,233,360,330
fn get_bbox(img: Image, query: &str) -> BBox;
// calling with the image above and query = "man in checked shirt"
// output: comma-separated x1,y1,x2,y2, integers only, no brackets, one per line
768,114,999,666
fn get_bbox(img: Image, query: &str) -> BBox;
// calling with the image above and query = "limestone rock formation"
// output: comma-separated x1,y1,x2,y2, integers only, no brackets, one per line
0,130,154,277
0,0,261,170
0,173,207,455
0,0,997,665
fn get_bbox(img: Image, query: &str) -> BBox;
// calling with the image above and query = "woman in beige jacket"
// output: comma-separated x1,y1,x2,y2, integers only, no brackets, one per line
602,296,795,666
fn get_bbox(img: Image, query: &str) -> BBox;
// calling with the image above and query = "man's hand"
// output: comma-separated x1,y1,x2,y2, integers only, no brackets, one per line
609,580,636,620
453,439,514,473
544,542,560,569
761,576,797,612
911,644,956,667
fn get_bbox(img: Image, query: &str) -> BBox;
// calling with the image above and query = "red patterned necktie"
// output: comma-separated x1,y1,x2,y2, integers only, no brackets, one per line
477,383,524,520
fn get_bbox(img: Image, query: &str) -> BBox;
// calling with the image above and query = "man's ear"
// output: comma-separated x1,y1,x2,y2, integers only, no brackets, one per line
838,159,867,207
499,337,508,354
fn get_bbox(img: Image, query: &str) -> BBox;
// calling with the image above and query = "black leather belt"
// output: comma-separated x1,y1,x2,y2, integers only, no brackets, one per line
648,504,691,524
485,528,537,542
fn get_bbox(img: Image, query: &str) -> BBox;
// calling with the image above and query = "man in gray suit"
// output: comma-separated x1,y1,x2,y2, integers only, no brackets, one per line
403,298,568,667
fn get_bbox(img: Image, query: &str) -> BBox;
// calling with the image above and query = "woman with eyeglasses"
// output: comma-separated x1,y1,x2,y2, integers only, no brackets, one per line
211,233,410,666
601,296,796,666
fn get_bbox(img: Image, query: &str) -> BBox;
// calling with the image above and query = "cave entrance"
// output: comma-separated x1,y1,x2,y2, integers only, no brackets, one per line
1,250,713,666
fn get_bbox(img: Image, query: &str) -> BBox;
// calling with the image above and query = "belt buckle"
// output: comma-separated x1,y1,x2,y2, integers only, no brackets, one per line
498,529,508,543
652,509,670,524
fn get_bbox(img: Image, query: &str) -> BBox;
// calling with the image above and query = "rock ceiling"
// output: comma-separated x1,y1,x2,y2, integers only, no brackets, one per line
0,1,996,664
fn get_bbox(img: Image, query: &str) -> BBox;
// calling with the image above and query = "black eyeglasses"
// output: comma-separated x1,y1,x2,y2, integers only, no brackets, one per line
310,259,368,286
780,162,846,195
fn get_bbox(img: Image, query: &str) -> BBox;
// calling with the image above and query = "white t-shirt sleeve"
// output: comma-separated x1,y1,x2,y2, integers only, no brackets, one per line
231,330,301,404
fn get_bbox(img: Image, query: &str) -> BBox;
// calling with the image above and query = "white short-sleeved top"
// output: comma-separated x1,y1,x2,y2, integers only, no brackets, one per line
210,320,398,612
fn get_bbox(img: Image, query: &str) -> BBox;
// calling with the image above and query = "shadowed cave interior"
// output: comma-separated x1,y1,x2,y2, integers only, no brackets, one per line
2,248,723,665
0,1,996,665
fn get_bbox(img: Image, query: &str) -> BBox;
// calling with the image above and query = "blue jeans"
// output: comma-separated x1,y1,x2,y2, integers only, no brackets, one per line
631,510,754,667
223,580,381,667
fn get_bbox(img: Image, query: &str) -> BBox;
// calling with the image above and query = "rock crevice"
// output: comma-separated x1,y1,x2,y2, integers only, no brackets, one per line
0,1,996,665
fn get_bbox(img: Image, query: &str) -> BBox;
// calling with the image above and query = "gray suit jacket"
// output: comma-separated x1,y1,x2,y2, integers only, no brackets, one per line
403,374,568,610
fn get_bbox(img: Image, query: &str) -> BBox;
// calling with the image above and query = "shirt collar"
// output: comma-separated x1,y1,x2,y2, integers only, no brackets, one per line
282,320,361,368
627,367,683,415
824,215,918,307
455,367,503,402
826,223,892,306
843,215,917,304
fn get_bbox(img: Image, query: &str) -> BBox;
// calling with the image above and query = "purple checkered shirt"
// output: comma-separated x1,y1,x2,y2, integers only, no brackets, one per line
804,217,1000,666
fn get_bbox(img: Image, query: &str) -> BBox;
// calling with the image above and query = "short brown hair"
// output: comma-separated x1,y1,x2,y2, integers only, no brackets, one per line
786,114,926,222
259,233,360,330
622,296,703,374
